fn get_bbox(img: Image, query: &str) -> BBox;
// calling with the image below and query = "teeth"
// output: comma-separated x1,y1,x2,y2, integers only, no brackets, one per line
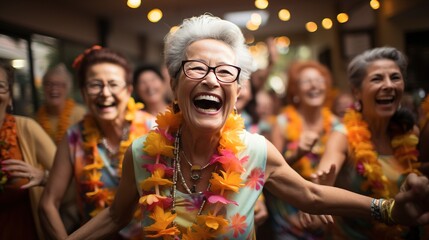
196,107,218,113
195,95,220,103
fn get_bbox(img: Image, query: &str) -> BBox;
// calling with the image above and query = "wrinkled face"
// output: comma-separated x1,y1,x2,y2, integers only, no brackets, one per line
0,68,10,116
136,71,166,105
173,39,241,132
355,59,404,119
297,67,327,108
235,79,252,112
43,73,69,107
83,63,131,122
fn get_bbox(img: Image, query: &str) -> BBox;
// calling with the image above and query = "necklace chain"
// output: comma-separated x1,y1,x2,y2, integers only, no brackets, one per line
172,127,211,216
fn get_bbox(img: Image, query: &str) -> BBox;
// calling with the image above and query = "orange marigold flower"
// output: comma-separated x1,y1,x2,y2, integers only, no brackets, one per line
143,131,174,158
196,212,229,231
144,206,180,237
210,170,244,193
140,169,173,191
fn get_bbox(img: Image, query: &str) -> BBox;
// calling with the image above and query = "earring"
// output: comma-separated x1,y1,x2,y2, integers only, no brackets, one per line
7,99,13,113
233,106,238,115
354,100,362,112
173,100,180,114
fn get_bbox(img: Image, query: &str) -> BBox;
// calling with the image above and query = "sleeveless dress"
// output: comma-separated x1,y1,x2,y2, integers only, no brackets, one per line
67,111,155,238
326,126,414,240
132,130,267,239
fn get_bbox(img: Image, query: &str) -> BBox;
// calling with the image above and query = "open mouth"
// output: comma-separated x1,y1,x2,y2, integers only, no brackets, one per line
375,96,395,105
193,94,222,113
96,102,117,109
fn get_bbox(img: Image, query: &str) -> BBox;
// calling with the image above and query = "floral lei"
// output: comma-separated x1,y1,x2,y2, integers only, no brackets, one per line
283,105,333,178
343,109,420,198
0,114,22,191
36,98,75,145
139,107,248,239
80,98,146,216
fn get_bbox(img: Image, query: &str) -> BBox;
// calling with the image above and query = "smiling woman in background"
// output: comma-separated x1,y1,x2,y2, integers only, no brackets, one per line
0,62,56,240
40,46,154,239
266,60,340,239
133,64,169,118
306,47,423,239
36,63,86,145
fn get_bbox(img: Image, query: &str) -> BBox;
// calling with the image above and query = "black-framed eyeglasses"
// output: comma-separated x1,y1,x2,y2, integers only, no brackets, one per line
0,81,9,94
180,60,241,83
85,80,127,96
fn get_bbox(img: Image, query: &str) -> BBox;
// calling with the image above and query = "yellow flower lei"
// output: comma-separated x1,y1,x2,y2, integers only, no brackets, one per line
36,98,75,145
81,98,146,216
282,105,333,178
343,109,420,198
140,107,247,239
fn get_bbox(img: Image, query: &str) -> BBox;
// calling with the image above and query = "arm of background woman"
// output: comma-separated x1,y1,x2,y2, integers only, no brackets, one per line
311,131,348,185
67,146,140,239
264,139,429,225
39,135,75,239
33,119,56,185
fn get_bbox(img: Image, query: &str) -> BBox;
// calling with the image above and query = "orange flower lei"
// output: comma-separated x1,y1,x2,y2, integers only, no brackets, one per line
282,105,333,178
420,95,429,128
140,108,247,239
0,114,21,191
343,109,420,198
81,98,146,216
36,98,75,145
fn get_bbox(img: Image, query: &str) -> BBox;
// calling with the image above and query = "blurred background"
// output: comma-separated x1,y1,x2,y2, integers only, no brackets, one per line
0,0,428,116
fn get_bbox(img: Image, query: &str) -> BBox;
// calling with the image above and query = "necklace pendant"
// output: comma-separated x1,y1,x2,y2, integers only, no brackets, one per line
191,165,201,181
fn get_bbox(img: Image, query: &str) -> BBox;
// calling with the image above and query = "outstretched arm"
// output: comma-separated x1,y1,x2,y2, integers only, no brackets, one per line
264,138,429,225
39,135,74,239
67,146,140,239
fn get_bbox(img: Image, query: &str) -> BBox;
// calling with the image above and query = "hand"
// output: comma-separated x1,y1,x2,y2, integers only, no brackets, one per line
254,198,268,227
393,173,429,225
1,159,46,188
299,211,334,230
297,131,319,158
310,164,336,186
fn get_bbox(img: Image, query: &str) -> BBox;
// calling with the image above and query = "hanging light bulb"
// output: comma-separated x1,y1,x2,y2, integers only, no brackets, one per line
255,0,269,10
370,0,380,10
148,9,163,23
278,9,291,21
337,13,349,23
305,22,318,32
127,0,141,9
321,18,333,29
246,20,260,31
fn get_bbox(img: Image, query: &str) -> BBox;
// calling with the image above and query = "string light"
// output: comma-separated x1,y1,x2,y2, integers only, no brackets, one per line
255,0,269,10
337,13,349,23
370,0,380,10
321,18,333,29
250,13,262,26
246,21,259,31
305,22,318,32
278,9,291,21
148,9,163,23
127,0,141,9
